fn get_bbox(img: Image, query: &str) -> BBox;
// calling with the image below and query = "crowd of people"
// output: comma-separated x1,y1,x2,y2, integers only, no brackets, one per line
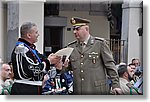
116,58,143,95
0,17,143,95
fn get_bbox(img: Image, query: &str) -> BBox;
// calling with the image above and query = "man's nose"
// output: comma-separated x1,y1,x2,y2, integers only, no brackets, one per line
73,30,77,34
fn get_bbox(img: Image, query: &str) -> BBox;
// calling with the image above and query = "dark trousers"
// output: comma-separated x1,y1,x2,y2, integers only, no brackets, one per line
11,83,42,95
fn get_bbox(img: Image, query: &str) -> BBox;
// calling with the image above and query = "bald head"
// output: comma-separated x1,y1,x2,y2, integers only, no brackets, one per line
0,63,11,81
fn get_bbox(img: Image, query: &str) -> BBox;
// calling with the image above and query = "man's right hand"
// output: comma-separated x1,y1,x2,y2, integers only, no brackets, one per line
48,53,61,65
112,88,123,95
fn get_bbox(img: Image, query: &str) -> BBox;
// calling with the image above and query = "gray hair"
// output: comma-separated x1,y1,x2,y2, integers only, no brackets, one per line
20,22,37,37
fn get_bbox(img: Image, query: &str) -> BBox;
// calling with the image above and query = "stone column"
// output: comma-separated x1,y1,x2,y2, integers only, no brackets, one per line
121,1,142,64
7,1,44,61
7,1,19,62
0,1,3,60
0,1,7,62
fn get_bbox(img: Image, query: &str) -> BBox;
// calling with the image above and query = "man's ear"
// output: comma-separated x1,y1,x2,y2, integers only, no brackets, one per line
85,26,89,31
27,33,31,39
124,72,128,78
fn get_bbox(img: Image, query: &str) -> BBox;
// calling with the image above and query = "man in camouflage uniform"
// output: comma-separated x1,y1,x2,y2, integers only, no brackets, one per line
67,17,122,95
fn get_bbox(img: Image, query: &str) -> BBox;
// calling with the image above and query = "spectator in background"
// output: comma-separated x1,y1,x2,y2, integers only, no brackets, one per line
118,64,140,95
42,59,73,95
131,58,143,94
131,58,143,77
132,58,140,67
128,63,139,84
128,63,136,73
5,62,15,87
0,63,12,95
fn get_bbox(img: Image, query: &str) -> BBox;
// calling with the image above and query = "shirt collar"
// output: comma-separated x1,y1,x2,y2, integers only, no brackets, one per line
83,35,90,45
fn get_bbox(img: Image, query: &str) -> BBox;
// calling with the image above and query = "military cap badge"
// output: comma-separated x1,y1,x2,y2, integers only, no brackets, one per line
71,18,76,24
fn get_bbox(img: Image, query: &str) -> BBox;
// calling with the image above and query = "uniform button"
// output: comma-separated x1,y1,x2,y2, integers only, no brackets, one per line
81,70,84,72
81,78,84,81
81,62,83,65
81,55,84,58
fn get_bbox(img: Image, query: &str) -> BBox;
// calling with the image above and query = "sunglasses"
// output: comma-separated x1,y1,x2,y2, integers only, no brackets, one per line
73,26,83,31
73,27,80,31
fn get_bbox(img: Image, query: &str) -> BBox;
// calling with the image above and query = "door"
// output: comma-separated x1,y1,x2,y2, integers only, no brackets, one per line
44,26,63,56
